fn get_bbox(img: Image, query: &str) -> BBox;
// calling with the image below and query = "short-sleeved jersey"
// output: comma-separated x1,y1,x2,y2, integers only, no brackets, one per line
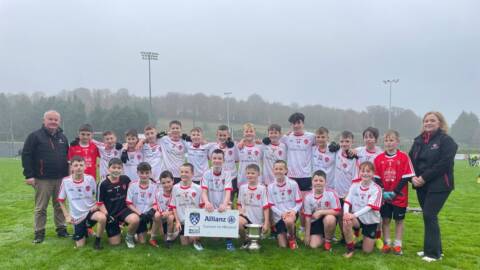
237,184,269,224
169,182,202,224
158,136,187,178
186,142,214,183
97,175,131,217
312,145,336,189
344,180,382,225
57,174,97,224
267,178,303,223
126,180,157,214
374,150,415,207
237,143,263,188
123,150,143,181
201,169,233,208
334,151,359,198
142,142,164,180
262,143,287,186
355,146,383,164
303,189,341,222
68,141,100,179
281,132,316,178
92,141,122,180
209,142,238,178
154,188,172,212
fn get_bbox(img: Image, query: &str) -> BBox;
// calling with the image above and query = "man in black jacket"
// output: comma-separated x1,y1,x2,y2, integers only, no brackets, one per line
22,110,70,243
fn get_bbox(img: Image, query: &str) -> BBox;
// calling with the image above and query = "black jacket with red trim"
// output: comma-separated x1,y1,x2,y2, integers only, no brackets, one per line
22,126,69,180
408,130,458,192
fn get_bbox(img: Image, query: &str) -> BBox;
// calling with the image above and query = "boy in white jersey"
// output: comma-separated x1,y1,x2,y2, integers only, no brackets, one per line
58,156,106,249
186,127,214,184
236,123,263,189
92,130,123,180
121,129,143,181
209,125,238,201
303,170,340,251
126,162,161,247
267,160,303,249
158,120,189,184
312,127,337,190
343,161,382,258
140,125,164,181
237,164,270,248
155,170,177,248
201,149,235,250
354,127,383,163
169,163,204,250
261,124,287,186
334,130,359,200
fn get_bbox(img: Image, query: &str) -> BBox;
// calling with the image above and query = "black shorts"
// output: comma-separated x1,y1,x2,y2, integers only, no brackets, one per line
162,220,168,234
137,213,154,234
310,216,337,236
240,214,252,228
173,178,181,184
230,178,238,201
106,208,134,238
381,203,406,221
179,224,185,236
274,214,298,234
339,198,345,209
355,222,379,239
73,211,97,241
291,177,312,191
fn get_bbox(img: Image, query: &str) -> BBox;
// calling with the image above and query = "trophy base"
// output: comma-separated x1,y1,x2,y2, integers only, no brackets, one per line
247,241,261,251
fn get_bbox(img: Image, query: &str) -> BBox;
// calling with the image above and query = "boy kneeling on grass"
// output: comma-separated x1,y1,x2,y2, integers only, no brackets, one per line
126,162,161,247
154,170,178,248
58,155,106,250
303,170,341,251
343,161,382,258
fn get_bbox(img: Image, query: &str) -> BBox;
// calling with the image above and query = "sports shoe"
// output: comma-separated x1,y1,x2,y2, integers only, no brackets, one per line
193,241,204,251
93,237,103,250
87,227,96,237
393,246,403,255
343,250,354,258
125,234,135,248
240,241,250,249
382,244,391,254
417,251,444,257
422,256,441,262
33,230,45,244
56,227,70,238
324,241,332,252
288,239,298,250
375,238,384,250
149,239,159,248
226,240,235,251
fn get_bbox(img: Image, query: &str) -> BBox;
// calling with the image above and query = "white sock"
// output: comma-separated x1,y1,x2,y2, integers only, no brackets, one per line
394,239,402,247
385,238,392,245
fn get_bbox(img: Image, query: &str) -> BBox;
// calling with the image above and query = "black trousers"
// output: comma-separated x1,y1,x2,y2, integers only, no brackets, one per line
416,189,451,259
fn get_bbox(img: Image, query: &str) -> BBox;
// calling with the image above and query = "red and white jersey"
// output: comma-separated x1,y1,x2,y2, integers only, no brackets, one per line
237,184,269,224
281,132,316,178
303,189,341,222
201,169,233,208
344,180,382,225
123,150,143,181
334,151,359,198
126,180,157,214
262,143,287,186
142,142,164,180
312,145,336,189
267,178,303,223
158,136,187,178
92,140,122,180
237,143,263,188
374,150,415,207
68,141,100,179
186,142,214,183
57,174,97,224
154,188,172,212
355,146,383,164
169,182,202,224
209,142,238,178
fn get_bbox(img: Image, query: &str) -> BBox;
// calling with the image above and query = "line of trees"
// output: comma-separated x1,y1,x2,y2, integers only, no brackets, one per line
0,88,478,149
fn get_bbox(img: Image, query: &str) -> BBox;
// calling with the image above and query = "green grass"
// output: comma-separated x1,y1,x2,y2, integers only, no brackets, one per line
1,158,479,270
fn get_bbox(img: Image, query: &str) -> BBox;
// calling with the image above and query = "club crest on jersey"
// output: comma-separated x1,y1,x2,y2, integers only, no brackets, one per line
256,194,261,200
287,189,292,195
122,184,127,190
431,144,439,150
304,139,309,145
228,150,233,155
254,150,259,156
278,150,283,156
342,163,348,168
137,155,142,160
325,201,330,208
192,192,196,198
325,157,330,162
178,145,183,150
189,212,201,225
85,185,91,192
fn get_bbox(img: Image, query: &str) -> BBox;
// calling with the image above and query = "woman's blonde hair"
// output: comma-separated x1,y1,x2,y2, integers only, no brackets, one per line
422,111,448,133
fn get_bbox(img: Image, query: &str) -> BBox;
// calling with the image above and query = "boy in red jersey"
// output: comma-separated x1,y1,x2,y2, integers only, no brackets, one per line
68,124,100,179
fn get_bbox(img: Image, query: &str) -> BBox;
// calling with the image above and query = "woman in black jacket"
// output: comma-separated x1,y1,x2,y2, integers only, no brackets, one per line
409,111,458,262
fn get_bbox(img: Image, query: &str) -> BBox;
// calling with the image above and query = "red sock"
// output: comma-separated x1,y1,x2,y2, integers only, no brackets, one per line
346,242,355,251
354,229,360,238
375,230,381,239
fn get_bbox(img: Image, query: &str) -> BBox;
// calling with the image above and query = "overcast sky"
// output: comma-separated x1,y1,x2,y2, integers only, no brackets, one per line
1,0,479,123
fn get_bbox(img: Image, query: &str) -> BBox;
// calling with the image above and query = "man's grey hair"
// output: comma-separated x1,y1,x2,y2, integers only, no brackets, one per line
43,110,61,119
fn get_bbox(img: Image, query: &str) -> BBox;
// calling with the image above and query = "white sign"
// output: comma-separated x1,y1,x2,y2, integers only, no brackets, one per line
184,209,239,238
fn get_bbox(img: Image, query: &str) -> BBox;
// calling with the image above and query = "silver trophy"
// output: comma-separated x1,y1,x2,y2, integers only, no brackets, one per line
245,224,263,250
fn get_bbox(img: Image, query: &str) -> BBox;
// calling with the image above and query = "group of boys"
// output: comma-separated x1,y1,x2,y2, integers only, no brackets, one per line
59,112,415,257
